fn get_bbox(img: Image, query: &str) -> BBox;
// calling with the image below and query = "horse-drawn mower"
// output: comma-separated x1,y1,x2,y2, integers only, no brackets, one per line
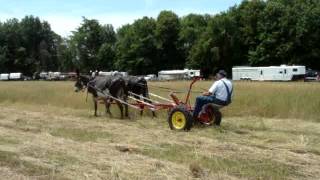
89,77,223,131
156,77,222,131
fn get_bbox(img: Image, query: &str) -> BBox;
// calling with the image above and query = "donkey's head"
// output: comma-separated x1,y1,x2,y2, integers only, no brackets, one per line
74,69,88,92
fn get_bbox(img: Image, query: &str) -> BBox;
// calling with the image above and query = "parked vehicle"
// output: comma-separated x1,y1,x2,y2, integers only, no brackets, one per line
0,73,9,81
158,69,200,80
304,69,319,82
99,71,128,77
9,73,24,80
47,72,66,80
232,65,306,81
144,74,157,81
39,72,48,80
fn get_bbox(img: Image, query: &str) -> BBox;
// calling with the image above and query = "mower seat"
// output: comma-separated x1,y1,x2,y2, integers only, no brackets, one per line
204,103,224,110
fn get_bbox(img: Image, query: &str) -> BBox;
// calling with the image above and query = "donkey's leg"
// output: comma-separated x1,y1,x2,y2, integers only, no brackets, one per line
115,100,124,119
143,88,156,118
144,97,156,118
124,95,129,118
144,99,156,118
117,88,128,118
140,100,144,116
133,94,143,116
122,89,129,118
151,110,156,118
92,96,98,117
105,98,112,117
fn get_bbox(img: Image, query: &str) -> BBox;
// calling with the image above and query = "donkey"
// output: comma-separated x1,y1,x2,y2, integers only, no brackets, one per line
74,70,128,118
122,75,156,117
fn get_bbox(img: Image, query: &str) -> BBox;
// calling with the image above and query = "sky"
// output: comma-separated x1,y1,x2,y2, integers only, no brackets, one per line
0,0,243,37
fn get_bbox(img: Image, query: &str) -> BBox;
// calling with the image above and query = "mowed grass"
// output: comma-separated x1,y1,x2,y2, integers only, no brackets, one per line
0,80,319,179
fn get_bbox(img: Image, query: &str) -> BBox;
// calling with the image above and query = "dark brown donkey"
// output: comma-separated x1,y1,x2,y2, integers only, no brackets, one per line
74,70,128,118
122,75,156,117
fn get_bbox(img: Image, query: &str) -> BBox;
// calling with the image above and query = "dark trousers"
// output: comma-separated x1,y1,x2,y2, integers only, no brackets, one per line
193,96,225,118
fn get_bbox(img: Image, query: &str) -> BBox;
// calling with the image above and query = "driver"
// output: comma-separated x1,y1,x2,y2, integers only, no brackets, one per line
193,70,233,120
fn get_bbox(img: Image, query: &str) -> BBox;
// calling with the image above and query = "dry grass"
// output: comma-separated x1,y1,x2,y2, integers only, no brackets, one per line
1,80,319,120
0,81,319,179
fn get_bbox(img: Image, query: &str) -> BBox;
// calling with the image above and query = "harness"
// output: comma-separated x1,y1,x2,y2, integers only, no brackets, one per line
221,80,233,105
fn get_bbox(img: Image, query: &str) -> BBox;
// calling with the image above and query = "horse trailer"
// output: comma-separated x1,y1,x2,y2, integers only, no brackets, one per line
232,65,306,81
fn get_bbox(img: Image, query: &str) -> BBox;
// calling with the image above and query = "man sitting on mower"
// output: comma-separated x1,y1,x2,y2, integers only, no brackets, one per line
193,70,233,124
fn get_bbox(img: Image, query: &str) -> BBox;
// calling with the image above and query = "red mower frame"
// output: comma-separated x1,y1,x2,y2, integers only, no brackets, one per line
94,77,223,131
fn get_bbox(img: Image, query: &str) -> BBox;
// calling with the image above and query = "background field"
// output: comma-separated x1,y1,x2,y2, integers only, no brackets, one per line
1,80,319,120
0,81,319,179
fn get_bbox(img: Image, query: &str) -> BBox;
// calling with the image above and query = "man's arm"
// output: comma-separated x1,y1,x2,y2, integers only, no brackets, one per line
202,91,212,96
203,81,218,96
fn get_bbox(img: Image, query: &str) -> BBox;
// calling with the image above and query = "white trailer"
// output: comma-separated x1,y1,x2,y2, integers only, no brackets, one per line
158,69,200,80
144,74,157,81
39,72,48,80
9,73,24,80
232,65,306,81
47,72,61,80
187,69,201,78
99,71,128,77
0,73,9,81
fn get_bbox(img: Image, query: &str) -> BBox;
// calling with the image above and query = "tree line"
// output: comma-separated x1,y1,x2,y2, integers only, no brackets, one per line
0,0,319,77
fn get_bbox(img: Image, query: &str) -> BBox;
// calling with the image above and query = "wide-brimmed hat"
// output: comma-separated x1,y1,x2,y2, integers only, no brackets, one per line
217,70,227,77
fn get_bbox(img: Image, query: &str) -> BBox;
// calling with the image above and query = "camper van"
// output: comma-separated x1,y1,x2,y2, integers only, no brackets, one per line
232,65,306,81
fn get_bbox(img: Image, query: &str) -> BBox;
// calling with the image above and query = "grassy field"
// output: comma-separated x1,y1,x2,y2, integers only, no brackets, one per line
0,80,319,179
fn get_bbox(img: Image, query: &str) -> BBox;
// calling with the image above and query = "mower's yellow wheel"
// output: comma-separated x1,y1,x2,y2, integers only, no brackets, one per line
168,105,193,131
171,111,186,130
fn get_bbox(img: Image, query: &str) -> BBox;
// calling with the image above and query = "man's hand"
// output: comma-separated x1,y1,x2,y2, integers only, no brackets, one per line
202,92,212,96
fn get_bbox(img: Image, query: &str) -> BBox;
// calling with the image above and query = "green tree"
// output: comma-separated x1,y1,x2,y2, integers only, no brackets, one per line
98,43,115,70
231,0,266,66
179,14,209,62
2,19,22,72
115,17,158,74
187,13,239,76
289,0,320,69
156,11,183,70
0,16,60,75
71,17,116,72
56,38,74,72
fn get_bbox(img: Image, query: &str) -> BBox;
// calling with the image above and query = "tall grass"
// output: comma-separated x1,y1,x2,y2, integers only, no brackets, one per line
0,80,319,121
227,81,320,121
